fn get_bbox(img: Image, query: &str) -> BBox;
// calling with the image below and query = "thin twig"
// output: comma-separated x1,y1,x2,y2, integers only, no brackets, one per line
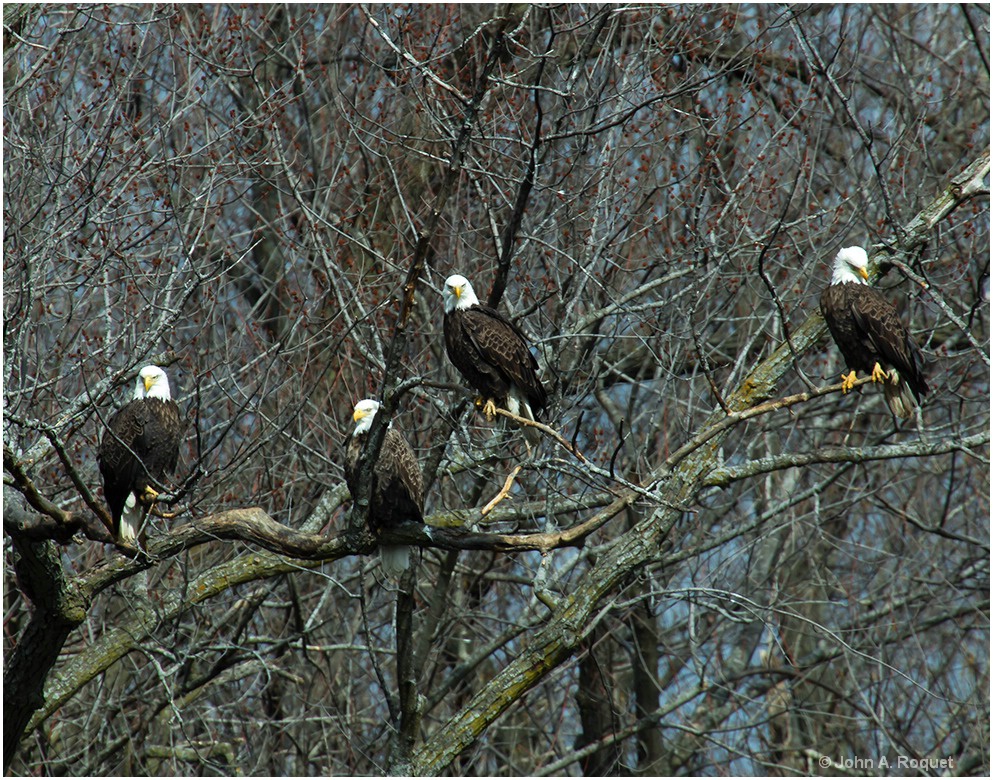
481,465,523,516
492,407,588,462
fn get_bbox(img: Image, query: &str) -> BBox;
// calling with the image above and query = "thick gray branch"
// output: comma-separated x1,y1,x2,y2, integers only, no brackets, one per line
705,432,991,488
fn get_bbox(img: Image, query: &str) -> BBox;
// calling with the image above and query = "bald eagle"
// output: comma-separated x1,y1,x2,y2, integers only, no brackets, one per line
442,274,548,438
98,365,182,543
820,246,929,418
345,399,424,576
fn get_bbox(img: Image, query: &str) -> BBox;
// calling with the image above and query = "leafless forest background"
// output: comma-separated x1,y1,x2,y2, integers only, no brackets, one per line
4,4,990,776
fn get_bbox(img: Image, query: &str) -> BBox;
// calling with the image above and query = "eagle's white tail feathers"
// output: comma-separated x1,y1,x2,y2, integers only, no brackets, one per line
380,544,411,577
883,370,917,419
504,391,521,418
507,388,540,445
119,492,143,545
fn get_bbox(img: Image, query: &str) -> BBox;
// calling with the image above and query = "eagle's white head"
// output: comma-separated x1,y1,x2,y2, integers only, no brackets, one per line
134,365,172,401
352,398,381,435
443,274,480,313
831,246,870,286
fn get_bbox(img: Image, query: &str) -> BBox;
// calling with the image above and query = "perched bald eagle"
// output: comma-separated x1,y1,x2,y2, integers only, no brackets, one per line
820,246,929,418
98,365,182,543
345,399,424,576
442,274,548,439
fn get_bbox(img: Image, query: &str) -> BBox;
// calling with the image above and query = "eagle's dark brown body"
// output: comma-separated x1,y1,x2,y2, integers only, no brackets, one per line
345,425,424,533
820,280,928,416
98,396,182,540
444,303,548,419
345,407,424,576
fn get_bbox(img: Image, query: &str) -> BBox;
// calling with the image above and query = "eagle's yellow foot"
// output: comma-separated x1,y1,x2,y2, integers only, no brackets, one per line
139,486,160,504
870,362,889,384
472,397,499,421
840,371,858,394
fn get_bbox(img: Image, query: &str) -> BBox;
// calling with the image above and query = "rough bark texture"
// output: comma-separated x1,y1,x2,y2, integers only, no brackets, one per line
4,504,89,770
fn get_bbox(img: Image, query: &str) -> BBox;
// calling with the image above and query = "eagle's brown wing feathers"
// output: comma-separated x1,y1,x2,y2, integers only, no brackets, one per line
376,427,424,526
345,425,423,532
848,286,928,400
820,282,929,419
98,398,182,535
450,305,547,416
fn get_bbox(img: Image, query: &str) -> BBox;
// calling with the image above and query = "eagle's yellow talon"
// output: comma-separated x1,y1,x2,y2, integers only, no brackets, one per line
473,396,497,419
840,371,858,394
870,362,888,384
